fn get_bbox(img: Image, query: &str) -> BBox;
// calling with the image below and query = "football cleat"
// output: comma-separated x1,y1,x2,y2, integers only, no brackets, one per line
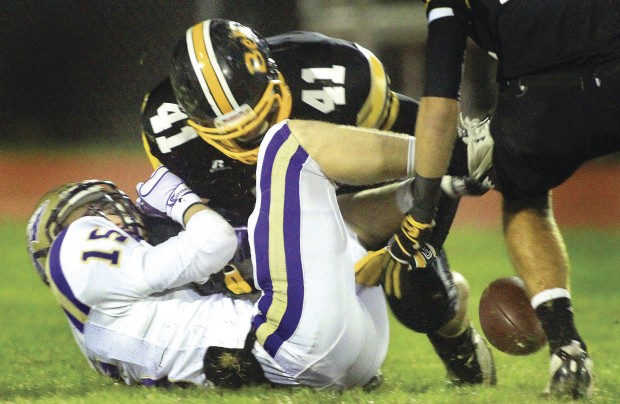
543,340,594,399
429,326,497,386
362,370,384,392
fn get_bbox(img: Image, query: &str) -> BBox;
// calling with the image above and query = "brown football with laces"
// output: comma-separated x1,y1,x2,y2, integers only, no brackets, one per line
479,276,547,355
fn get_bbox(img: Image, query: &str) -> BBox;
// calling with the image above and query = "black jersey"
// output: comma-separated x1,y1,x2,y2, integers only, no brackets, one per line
423,0,620,96
142,32,419,224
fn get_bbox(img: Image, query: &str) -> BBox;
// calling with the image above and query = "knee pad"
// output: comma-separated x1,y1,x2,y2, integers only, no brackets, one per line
383,249,458,333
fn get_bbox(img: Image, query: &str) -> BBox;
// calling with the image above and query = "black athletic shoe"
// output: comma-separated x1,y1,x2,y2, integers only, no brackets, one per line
544,340,594,399
362,370,384,392
428,326,497,386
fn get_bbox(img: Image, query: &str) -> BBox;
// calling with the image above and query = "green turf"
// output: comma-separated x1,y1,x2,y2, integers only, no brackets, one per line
3,218,619,403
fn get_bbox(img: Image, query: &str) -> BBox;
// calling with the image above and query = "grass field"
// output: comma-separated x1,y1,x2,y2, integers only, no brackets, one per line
3,218,620,403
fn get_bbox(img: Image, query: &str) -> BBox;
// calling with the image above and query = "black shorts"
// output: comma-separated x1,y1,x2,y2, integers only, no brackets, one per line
491,58,620,200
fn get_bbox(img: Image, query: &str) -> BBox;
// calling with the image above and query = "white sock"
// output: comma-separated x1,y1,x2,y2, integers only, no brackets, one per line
530,288,571,310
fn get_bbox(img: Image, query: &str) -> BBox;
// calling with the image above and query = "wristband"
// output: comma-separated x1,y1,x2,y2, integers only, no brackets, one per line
409,173,442,223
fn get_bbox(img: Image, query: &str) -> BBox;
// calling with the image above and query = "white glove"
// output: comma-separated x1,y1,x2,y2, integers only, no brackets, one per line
441,174,494,198
459,114,494,180
440,114,496,198
136,166,202,225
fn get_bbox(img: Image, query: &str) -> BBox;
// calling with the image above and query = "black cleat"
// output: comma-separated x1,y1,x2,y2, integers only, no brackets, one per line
543,340,594,399
362,370,384,392
429,326,497,386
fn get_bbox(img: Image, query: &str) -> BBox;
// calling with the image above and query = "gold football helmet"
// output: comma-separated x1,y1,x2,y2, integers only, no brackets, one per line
170,19,292,164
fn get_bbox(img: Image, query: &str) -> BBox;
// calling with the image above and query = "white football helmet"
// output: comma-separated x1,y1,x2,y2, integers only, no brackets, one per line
26,180,146,285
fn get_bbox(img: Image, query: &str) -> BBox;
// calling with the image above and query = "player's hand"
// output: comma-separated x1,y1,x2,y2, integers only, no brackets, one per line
136,166,202,225
441,172,495,198
355,249,387,287
194,263,257,297
383,214,436,273
459,114,494,181
221,263,255,295
442,114,496,198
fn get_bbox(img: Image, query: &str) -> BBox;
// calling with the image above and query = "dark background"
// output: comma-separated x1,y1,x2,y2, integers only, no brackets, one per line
1,0,497,150
0,0,301,149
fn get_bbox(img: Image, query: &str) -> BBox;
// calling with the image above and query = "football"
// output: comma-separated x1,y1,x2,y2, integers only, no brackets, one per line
479,276,546,355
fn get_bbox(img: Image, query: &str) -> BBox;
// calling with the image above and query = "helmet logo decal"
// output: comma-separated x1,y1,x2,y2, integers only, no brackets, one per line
231,29,267,75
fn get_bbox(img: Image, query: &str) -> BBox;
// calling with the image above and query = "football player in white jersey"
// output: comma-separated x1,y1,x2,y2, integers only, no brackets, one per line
26,175,255,387
247,118,494,388
27,118,494,389
26,162,389,389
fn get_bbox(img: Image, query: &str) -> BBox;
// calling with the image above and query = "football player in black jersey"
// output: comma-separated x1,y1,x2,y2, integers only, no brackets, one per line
140,19,495,386
383,0,620,399
142,24,422,223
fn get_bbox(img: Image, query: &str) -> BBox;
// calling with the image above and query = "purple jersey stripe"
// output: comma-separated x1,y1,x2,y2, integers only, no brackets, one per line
252,124,292,331
252,122,310,356
263,144,307,355
48,229,91,317
62,307,85,333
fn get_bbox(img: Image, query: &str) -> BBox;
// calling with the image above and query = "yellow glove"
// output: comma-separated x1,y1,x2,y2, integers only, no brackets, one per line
222,264,254,295
383,214,437,273
354,249,388,286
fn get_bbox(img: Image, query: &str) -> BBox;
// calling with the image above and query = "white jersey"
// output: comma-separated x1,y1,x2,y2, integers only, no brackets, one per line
45,127,389,389
248,120,390,390
44,210,264,387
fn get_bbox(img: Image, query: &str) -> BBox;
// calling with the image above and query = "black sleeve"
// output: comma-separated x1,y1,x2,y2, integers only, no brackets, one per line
423,1,470,98
142,215,183,245
387,92,419,136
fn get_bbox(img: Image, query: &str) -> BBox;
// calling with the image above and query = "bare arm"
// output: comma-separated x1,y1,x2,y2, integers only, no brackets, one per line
409,0,469,223
414,97,459,178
